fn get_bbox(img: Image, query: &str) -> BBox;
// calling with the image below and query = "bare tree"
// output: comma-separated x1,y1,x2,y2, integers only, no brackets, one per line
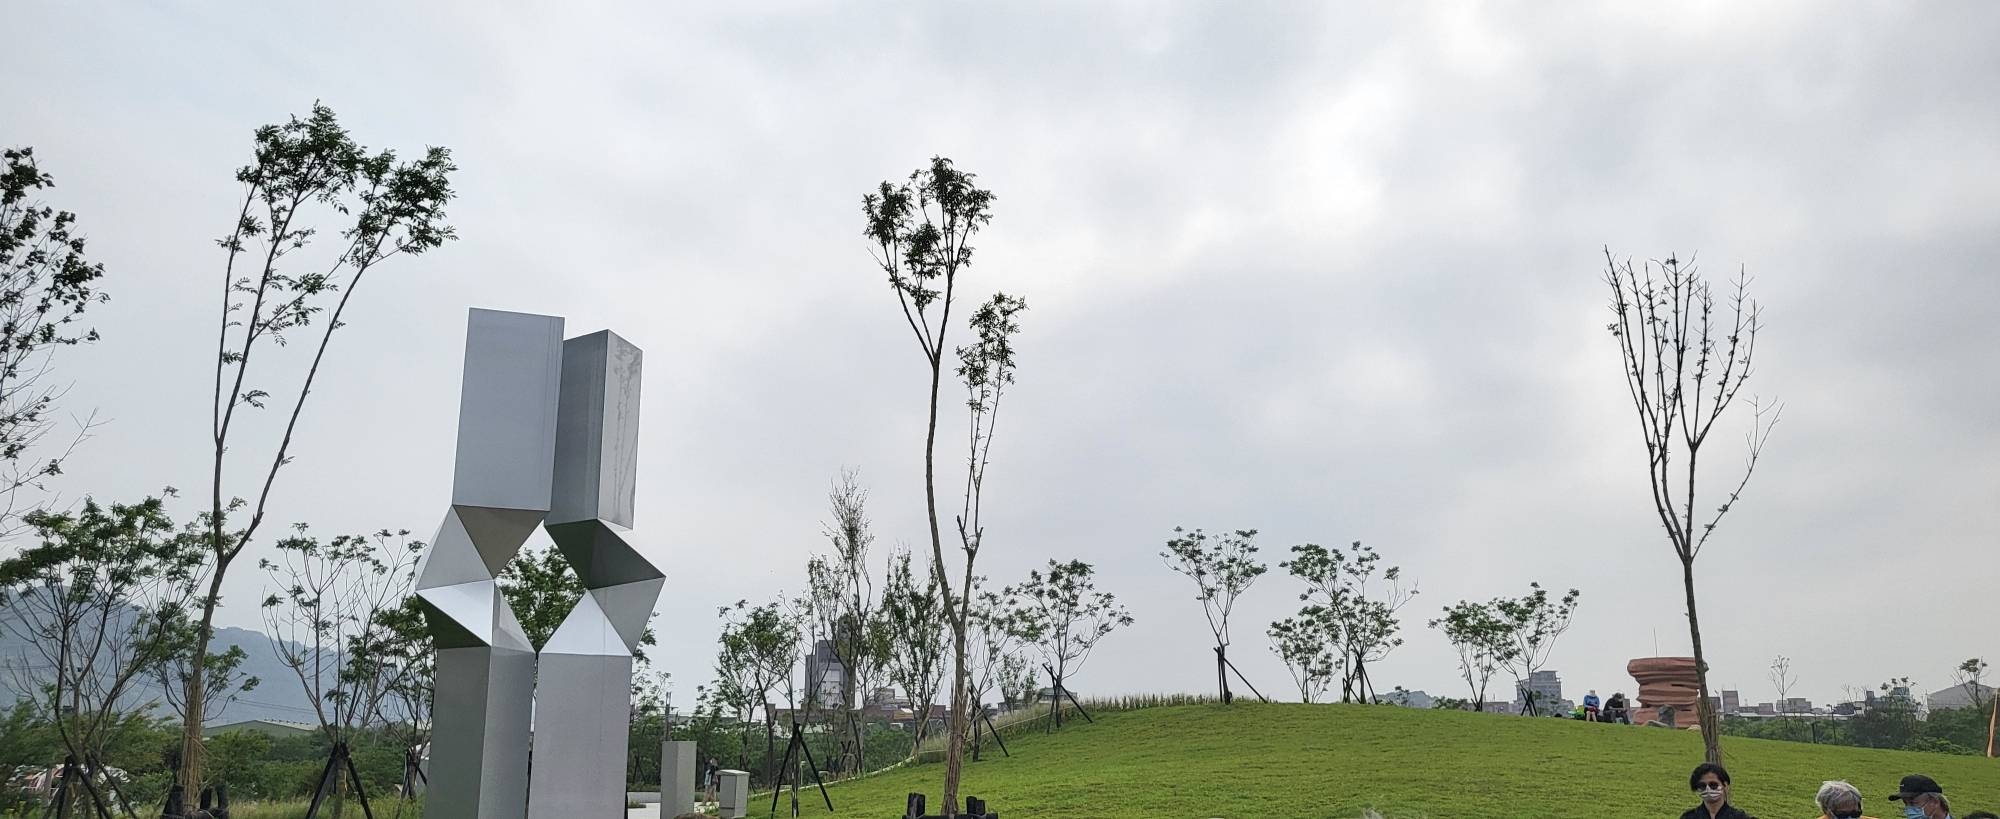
807,468,883,774
0,147,110,540
1769,654,1799,739
0,495,197,817
180,103,458,793
1161,527,1268,703
257,526,424,817
861,158,1004,814
1603,249,1780,763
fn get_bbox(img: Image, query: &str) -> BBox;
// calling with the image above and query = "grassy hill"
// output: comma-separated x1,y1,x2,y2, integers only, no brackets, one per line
779,703,2000,818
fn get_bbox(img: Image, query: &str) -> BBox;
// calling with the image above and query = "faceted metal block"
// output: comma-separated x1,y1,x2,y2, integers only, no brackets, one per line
717,771,749,819
524,651,635,818
661,740,696,817
451,309,564,513
427,645,535,819
549,330,643,528
544,520,663,590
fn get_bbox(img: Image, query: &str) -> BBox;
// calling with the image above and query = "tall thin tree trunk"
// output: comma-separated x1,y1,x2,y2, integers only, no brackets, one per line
179,565,227,796
1682,557,1721,763
763,714,776,787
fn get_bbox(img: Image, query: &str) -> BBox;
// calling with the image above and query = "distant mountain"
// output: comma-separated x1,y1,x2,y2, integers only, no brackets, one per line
0,604,328,727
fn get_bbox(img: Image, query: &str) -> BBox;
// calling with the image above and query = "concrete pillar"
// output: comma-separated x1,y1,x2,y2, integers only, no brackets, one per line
660,740,696,817
717,769,749,819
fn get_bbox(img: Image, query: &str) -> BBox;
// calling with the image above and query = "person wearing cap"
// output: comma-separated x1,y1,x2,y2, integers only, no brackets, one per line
1682,762,1757,819
1604,691,1631,724
1815,780,1875,819
1889,775,1952,819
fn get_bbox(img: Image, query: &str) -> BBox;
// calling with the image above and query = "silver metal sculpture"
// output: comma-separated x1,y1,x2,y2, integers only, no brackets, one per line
416,309,663,818
416,309,563,819
528,329,660,818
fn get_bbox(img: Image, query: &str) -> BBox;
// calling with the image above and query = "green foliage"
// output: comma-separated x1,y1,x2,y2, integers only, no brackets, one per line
1161,526,1267,650
1266,611,1337,704
188,101,459,792
862,156,996,329
1278,541,1416,703
0,146,109,530
879,550,947,750
1490,582,1580,713
781,703,2000,819
1002,560,1132,694
1428,599,1516,710
0,494,207,776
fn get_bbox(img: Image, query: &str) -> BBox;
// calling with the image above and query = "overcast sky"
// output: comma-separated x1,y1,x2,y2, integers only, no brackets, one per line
5,2,1996,711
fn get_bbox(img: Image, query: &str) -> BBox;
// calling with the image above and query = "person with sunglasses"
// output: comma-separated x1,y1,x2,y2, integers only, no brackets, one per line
1682,762,1757,819
1816,780,1875,819
1889,775,1953,819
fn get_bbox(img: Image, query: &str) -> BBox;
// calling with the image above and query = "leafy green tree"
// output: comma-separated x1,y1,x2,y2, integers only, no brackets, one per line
1267,611,1337,704
1429,600,1515,711
182,103,459,792
1003,559,1132,729
1491,583,1580,716
1280,541,1416,703
965,578,1025,759
1162,526,1267,703
880,550,947,755
717,598,799,785
862,157,1005,811
0,147,109,539
0,494,203,814
1848,677,1922,749
1602,249,1781,764
1951,657,1988,711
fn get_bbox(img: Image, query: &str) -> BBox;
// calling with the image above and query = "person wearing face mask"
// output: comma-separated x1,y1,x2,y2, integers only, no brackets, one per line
1888,775,1952,819
1681,762,1756,819
1815,780,1875,819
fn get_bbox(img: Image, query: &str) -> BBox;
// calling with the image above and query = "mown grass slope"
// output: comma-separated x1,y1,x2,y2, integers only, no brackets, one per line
784,703,2000,818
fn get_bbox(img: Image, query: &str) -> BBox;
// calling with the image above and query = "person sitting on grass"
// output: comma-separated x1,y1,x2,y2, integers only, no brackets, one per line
1583,689,1601,721
1889,775,1953,819
1682,762,1756,819
1814,780,1873,819
1604,691,1630,724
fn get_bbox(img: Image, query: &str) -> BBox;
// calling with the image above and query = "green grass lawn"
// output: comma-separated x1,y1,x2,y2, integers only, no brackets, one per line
777,703,2000,818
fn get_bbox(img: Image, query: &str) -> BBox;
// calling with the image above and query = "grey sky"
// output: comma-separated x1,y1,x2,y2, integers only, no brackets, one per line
5,2,1996,710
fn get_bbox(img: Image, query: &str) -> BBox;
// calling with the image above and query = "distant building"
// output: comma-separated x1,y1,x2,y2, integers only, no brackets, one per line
802,640,848,711
1781,697,1812,715
1753,702,1776,716
1721,690,1741,714
1927,683,1995,711
1516,670,1562,711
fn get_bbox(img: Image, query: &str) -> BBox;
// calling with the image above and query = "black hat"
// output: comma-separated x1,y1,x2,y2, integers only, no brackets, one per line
1889,774,1943,801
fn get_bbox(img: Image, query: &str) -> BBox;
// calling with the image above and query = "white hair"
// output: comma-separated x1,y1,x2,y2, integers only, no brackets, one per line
1815,780,1861,814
